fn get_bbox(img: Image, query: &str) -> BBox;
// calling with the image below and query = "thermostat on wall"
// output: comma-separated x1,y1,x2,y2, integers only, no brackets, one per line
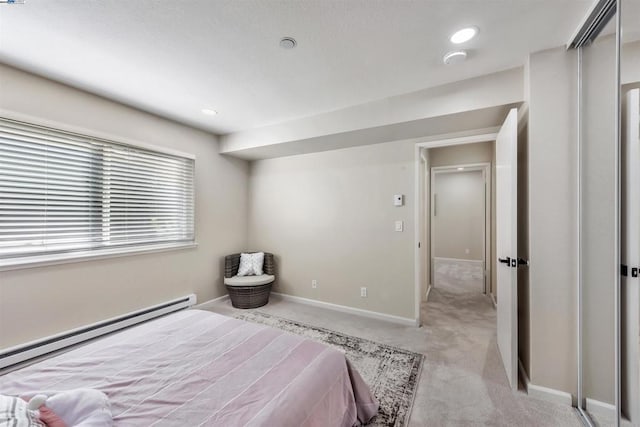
394,194,404,206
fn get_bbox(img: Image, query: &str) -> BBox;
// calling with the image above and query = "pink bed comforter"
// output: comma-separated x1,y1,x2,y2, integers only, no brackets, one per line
0,310,378,426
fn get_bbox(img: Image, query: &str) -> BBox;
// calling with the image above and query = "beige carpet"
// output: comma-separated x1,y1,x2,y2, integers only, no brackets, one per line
433,258,484,293
204,283,582,426
418,284,580,426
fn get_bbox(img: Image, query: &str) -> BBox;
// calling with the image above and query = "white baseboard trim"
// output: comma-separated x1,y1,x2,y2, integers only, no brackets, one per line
518,359,573,406
585,398,617,421
193,294,229,310
271,292,418,327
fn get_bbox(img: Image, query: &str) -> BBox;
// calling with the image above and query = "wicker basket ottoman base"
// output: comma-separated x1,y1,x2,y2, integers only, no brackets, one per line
226,282,273,309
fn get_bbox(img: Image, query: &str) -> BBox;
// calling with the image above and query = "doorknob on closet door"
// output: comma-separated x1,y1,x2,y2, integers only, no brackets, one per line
620,265,639,277
499,257,511,265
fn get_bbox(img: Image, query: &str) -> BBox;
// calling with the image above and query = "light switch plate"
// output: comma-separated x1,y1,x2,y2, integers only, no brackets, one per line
395,220,404,232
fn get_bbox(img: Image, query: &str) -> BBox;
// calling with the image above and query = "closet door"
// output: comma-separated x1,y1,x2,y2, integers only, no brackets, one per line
621,88,640,426
579,15,619,424
620,1,640,422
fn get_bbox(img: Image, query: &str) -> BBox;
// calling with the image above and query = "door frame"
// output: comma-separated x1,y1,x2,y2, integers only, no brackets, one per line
430,163,492,294
413,131,498,326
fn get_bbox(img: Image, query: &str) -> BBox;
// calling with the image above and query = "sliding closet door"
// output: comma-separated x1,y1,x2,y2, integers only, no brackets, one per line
622,88,640,426
580,15,619,425
621,1,640,423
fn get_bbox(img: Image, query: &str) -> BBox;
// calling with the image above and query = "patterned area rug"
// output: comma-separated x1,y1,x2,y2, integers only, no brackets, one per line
233,311,423,427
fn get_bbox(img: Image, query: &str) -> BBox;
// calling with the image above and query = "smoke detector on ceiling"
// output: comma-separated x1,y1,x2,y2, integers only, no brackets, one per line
279,37,297,49
443,50,468,65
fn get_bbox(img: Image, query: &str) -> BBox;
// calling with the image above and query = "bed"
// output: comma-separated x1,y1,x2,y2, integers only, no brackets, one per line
0,309,378,426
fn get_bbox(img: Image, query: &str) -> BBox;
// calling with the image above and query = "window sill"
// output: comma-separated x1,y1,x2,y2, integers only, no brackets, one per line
0,242,198,272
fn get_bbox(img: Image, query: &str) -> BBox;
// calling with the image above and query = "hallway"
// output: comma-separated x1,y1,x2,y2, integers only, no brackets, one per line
418,283,579,425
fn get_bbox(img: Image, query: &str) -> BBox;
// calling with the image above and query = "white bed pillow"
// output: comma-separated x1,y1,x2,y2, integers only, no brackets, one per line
0,394,45,427
237,252,264,276
19,389,112,427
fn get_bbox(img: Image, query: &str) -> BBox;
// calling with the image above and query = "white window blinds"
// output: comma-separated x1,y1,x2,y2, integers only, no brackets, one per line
0,117,195,263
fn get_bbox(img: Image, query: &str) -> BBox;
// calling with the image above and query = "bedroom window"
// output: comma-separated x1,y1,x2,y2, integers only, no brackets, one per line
0,117,195,269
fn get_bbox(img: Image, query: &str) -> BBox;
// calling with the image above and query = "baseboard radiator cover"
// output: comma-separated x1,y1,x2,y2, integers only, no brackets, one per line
0,294,197,370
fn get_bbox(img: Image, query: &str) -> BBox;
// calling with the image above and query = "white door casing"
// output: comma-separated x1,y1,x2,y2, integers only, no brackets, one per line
496,108,519,390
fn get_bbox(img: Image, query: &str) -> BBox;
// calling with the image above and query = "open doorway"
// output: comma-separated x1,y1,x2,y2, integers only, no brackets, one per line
430,163,491,295
423,140,497,303
414,108,525,390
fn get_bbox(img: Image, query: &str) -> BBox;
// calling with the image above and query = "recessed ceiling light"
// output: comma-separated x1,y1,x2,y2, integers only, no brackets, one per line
279,37,297,49
201,108,218,116
443,50,468,65
457,167,465,171
450,27,478,44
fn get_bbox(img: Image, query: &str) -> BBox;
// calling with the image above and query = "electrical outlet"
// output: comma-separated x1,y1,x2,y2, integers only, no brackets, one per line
311,280,317,289
360,287,367,297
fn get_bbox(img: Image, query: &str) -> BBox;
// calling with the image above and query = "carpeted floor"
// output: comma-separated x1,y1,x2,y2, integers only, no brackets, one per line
433,258,484,293
203,283,583,426
234,310,423,427
418,284,580,426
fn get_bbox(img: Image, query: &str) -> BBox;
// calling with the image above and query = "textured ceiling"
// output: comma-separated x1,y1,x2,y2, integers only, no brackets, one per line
0,0,592,135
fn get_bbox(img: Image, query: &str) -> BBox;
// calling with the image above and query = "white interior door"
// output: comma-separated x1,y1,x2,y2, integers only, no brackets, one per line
496,108,518,389
622,88,640,423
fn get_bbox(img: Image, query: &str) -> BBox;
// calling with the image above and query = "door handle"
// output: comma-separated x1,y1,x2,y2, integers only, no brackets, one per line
620,265,639,277
517,258,529,267
499,257,511,265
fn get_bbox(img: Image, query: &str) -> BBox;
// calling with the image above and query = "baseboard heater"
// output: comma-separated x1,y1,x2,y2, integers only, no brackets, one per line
0,294,197,370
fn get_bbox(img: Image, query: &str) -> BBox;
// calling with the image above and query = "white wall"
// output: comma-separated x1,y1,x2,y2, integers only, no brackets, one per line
527,46,578,396
429,142,493,167
432,171,485,260
248,140,415,320
220,68,523,159
0,64,249,349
